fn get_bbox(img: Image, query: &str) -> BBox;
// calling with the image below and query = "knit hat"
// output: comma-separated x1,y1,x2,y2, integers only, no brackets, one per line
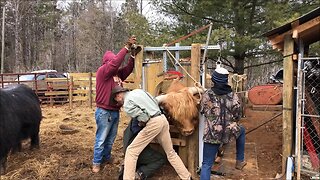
211,67,229,84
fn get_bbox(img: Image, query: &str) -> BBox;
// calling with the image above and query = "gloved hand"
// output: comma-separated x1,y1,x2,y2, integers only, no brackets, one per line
125,35,136,49
138,121,146,127
131,46,142,56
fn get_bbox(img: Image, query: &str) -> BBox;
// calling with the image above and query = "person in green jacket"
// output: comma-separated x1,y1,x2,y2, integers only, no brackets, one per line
118,117,167,180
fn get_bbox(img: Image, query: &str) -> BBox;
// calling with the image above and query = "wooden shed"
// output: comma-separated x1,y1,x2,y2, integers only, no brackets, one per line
263,7,319,179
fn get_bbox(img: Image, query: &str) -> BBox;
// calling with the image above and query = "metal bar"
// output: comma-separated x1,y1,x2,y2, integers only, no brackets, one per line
142,60,162,64
165,23,212,47
163,51,167,72
300,168,320,177
301,114,320,118
201,22,213,81
199,23,213,168
300,57,319,60
296,53,303,180
175,43,180,70
144,45,220,51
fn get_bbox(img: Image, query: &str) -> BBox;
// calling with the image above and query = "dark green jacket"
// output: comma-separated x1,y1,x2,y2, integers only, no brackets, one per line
123,119,166,178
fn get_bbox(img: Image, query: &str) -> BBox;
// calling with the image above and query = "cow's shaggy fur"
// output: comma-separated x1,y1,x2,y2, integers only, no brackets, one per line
158,79,202,136
0,84,42,174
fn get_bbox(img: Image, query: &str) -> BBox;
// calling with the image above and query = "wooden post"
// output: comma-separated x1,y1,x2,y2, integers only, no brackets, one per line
1,6,5,74
134,45,144,89
69,76,73,109
188,43,201,177
146,62,162,95
282,34,294,174
89,72,92,109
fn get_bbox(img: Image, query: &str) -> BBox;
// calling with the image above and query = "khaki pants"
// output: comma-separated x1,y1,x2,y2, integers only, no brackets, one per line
123,115,191,180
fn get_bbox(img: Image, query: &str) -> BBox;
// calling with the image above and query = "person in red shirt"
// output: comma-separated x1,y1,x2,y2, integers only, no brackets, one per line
92,36,140,173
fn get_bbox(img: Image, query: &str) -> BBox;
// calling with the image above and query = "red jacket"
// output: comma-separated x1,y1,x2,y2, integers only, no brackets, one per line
95,48,134,110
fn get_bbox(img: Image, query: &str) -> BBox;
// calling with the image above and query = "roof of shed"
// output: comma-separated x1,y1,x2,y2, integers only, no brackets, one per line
263,7,320,51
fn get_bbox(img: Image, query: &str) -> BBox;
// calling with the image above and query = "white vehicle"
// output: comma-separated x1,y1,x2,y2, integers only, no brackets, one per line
15,69,67,92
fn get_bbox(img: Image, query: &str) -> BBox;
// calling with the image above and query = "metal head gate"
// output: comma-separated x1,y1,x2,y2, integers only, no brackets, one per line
296,55,320,178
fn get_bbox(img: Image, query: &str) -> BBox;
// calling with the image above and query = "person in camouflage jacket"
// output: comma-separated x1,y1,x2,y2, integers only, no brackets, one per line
200,67,246,180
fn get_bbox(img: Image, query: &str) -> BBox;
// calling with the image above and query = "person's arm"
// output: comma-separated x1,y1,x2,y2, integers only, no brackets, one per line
102,48,128,78
117,56,134,81
124,100,150,122
231,93,241,121
200,92,211,115
101,36,136,79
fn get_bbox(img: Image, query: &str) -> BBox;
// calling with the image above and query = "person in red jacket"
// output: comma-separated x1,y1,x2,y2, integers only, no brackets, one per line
92,36,140,173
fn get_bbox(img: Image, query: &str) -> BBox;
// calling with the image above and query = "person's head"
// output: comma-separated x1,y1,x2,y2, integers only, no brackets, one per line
102,51,116,65
211,67,229,85
110,86,129,106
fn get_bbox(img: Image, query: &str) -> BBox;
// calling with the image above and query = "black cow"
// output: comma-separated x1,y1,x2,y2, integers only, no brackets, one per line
0,84,42,174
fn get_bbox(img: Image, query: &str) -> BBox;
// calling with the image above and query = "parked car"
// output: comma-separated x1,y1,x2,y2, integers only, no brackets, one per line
15,70,67,92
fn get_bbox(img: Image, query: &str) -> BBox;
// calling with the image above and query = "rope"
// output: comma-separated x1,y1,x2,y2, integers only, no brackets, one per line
163,45,200,84
231,74,247,93
246,112,282,135
193,82,205,102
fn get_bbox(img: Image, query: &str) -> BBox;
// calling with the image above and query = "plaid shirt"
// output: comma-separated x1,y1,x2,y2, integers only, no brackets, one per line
200,89,241,144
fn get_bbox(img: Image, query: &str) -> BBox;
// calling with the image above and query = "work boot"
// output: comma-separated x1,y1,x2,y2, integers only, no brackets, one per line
235,160,247,170
92,164,100,173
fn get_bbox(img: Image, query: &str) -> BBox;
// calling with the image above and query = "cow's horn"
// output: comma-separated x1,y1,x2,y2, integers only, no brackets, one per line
188,87,205,94
155,94,167,103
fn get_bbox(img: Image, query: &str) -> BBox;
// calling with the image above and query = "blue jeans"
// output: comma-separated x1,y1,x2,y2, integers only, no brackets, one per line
200,126,245,180
93,107,120,165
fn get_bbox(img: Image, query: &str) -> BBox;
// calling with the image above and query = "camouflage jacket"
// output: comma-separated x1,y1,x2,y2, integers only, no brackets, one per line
200,89,241,144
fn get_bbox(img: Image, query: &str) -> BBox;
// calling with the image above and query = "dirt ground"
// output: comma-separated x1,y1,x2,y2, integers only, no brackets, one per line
1,103,283,180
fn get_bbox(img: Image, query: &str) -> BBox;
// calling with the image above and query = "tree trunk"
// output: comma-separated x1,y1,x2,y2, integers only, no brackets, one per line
234,53,245,74
13,0,22,72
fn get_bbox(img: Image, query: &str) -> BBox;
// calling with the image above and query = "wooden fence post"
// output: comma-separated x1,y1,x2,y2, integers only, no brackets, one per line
69,76,73,109
134,45,143,89
89,72,92,109
282,34,294,173
188,43,201,177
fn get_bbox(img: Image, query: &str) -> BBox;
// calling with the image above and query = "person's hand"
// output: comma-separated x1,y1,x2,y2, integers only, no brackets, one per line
138,121,146,127
125,35,137,49
131,46,142,56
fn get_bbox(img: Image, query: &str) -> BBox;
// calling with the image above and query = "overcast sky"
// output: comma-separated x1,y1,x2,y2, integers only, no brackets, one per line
57,0,162,22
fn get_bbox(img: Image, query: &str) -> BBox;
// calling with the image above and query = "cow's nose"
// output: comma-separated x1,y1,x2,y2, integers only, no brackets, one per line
183,129,194,136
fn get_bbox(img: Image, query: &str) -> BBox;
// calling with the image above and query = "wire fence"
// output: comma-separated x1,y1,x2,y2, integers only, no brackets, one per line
296,55,320,178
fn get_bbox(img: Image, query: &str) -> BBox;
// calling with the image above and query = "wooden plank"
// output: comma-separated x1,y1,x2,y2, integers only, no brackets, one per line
73,81,91,87
270,16,320,46
251,105,282,111
124,74,135,83
178,135,188,166
45,91,69,96
169,125,180,133
146,62,163,95
50,84,69,90
69,73,91,78
45,78,68,82
89,72,93,109
134,45,143,89
73,89,89,94
123,82,138,90
69,76,73,108
188,43,201,176
282,34,294,174
73,96,88,101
